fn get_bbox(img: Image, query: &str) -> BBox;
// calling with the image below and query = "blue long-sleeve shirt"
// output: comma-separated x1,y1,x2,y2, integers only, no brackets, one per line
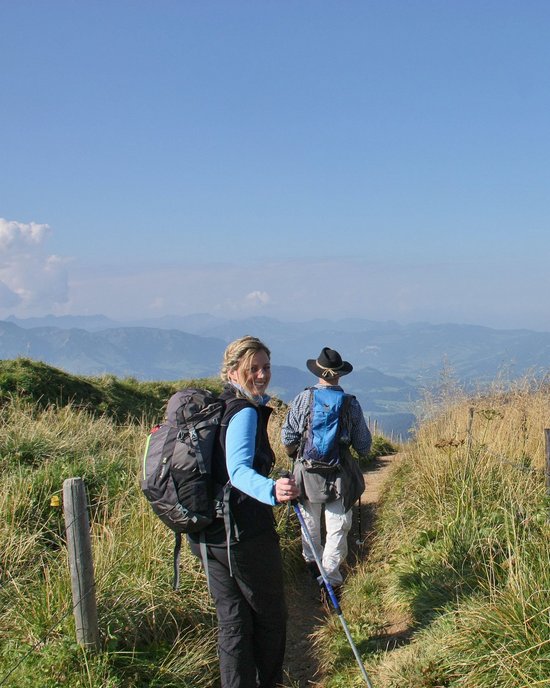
226,406,278,505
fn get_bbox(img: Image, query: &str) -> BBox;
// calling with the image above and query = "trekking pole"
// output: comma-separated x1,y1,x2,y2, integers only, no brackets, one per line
280,472,374,688
356,495,362,546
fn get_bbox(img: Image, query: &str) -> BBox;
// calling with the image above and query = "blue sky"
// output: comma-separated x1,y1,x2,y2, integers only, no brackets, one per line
1,1,549,330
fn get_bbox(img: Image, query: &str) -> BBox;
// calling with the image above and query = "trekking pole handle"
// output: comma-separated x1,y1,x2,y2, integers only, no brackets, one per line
276,469,299,506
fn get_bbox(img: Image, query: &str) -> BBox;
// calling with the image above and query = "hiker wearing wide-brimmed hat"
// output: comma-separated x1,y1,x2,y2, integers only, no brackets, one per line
306,347,354,379
281,347,371,600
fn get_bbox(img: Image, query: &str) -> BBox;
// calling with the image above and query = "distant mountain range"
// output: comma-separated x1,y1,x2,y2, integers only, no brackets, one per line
2,314,550,438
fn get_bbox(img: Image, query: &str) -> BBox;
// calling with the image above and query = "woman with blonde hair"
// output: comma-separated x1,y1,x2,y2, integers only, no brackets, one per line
188,335,299,688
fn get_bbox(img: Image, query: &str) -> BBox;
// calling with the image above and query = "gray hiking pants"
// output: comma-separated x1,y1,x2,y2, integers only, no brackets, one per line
190,529,287,688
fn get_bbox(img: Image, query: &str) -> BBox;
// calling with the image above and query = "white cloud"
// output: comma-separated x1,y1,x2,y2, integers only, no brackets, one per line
0,218,50,251
0,218,70,315
211,290,272,316
68,259,378,321
245,291,270,306
19,252,550,332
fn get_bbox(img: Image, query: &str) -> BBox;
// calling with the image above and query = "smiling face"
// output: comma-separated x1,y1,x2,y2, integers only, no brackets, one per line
229,349,271,397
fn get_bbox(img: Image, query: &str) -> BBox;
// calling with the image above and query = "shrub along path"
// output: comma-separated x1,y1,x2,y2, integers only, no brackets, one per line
282,453,402,687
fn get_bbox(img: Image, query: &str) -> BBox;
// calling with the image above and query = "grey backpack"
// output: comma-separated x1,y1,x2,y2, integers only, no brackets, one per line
140,388,225,587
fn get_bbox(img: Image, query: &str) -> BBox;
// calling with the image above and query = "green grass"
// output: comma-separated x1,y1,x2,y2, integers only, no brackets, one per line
0,392,221,687
317,378,550,687
0,357,223,423
0,360,308,687
7,359,549,686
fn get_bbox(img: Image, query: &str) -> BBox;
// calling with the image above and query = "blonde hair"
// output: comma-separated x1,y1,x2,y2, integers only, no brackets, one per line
220,335,271,383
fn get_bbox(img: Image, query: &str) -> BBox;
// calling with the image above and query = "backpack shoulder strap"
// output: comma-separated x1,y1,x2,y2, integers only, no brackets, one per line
339,393,355,443
173,532,182,590
298,387,315,434
296,388,315,459
341,393,354,415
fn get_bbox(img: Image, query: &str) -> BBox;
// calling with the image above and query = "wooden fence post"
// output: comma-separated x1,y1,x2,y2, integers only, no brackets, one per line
466,407,474,453
63,477,100,651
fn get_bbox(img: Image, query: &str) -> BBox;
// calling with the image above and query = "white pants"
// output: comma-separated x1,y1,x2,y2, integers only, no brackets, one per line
299,498,352,587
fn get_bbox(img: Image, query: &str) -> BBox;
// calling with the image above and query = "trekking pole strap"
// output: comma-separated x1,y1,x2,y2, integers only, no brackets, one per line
358,494,362,543
199,532,212,595
173,532,182,590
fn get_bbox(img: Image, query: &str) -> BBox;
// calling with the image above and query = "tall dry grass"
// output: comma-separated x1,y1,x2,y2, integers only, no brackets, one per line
0,397,219,688
316,375,550,687
0,388,306,688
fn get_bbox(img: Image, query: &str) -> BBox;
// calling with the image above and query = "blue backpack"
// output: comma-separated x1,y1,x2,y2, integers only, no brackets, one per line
300,387,353,467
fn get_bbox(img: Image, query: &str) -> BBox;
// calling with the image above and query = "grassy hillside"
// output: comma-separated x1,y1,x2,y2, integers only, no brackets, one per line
0,357,223,422
1,401,216,687
0,358,400,687
0,360,299,687
6,358,548,686
317,377,550,686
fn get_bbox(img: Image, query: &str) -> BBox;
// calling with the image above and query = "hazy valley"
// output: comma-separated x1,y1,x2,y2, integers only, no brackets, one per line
2,313,549,437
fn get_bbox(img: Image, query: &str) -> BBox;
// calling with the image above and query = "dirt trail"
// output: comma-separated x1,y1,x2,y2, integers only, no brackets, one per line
282,454,401,687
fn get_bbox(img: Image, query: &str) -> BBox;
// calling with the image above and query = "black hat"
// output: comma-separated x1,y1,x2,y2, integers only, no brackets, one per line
306,347,353,378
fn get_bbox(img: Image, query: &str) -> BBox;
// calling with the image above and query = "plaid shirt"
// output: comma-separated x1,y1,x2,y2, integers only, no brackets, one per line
281,384,372,457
